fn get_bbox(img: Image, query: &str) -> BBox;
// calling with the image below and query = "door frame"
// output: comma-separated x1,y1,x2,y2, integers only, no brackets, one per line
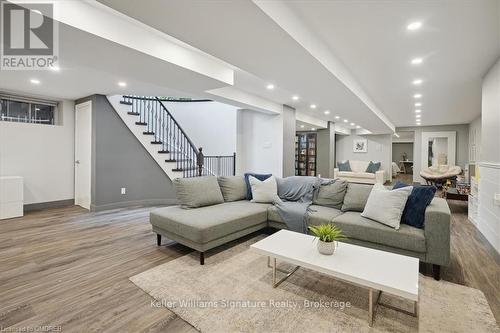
74,100,92,210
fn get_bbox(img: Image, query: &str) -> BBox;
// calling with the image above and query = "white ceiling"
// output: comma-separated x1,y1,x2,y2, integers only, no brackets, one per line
0,23,228,100
96,0,395,133
2,0,498,133
284,0,500,127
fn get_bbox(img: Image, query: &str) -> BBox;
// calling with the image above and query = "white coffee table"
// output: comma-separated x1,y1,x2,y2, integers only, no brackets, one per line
250,230,419,327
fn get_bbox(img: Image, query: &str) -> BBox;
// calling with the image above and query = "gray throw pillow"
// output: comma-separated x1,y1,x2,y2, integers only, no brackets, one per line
341,183,374,212
337,160,351,171
217,176,247,202
174,176,224,208
313,179,348,209
366,161,381,173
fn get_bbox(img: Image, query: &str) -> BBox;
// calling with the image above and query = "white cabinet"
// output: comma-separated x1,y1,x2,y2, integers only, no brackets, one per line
0,176,23,219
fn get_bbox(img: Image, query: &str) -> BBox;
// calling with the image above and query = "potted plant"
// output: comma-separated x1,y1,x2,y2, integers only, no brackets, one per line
308,224,346,255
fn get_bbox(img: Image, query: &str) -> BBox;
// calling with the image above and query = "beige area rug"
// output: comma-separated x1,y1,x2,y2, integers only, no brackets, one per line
130,237,499,333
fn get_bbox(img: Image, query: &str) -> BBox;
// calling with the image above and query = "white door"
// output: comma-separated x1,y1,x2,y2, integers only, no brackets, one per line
74,101,92,210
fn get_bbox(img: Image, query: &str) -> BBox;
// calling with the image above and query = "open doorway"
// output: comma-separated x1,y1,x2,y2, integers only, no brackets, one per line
392,131,415,184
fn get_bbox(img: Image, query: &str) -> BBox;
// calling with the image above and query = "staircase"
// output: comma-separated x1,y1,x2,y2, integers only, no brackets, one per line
107,95,235,180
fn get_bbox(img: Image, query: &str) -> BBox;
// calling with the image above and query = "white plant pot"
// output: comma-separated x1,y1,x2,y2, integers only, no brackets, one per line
317,240,337,255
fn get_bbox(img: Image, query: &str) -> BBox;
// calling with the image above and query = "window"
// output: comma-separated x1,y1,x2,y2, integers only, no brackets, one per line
0,96,57,125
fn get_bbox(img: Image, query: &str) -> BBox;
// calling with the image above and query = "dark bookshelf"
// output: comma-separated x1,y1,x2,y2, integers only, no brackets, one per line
295,132,317,176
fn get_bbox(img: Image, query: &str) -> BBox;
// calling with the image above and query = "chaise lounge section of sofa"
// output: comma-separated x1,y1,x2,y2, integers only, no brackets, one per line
150,176,450,279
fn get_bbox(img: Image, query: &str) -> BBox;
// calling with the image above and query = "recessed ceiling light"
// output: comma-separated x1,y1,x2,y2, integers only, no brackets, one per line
335,116,340,119
310,104,317,109
416,114,421,118
118,81,127,87
415,109,421,113
311,128,316,131
30,79,40,84
407,21,422,31
411,57,423,65
292,95,299,101
412,79,423,85
266,84,275,90
356,125,361,129
324,110,330,115
415,102,422,107
300,124,304,128
416,123,421,126
50,65,60,71
350,122,355,126
414,94,422,99
343,119,348,123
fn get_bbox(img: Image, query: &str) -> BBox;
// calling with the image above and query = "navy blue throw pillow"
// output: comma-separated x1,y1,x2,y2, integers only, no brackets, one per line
393,181,436,228
244,173,272,200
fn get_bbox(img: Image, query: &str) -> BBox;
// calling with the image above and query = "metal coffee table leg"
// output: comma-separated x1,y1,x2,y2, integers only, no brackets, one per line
267,256,300,288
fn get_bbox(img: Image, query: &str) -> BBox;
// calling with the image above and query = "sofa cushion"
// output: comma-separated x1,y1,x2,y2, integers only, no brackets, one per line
393,181,437,228
267,205,284,223
337,160,351,171
244,173,272,200
341,183,373,212
217,176,247,202
150,201,269,243
173,176,224,209
337,171,376,179
332,211,426,253
313,179,347,209
366,161,381,173
308,205,344,226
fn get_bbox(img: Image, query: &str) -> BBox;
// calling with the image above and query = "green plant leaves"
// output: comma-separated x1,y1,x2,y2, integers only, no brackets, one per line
308,224,347,243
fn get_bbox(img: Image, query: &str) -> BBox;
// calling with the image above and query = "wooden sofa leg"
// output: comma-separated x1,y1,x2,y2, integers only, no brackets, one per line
200,252,205,265
156,234,162,246
433,264,441,280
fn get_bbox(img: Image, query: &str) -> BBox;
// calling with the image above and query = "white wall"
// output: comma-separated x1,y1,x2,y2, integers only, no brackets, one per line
335,133,392,182
0,100,75,205
236,109,284,176
165,101,237,156
478,58,500,254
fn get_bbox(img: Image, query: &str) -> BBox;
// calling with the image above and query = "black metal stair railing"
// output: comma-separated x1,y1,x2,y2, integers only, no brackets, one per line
121,96,235,178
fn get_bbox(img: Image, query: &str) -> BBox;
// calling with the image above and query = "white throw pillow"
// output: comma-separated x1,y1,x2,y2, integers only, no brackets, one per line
361,183,413,230
249,175,277,203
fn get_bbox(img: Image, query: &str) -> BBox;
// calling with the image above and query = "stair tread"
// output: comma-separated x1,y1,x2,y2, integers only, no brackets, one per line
151,141,162,144
165,159,190,162
143,132,155,135
127,112,140,115
136,122,147,125
120,101,133,105
172,167,198,171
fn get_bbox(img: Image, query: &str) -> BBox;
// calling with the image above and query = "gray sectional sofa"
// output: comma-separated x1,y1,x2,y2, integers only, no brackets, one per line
150,176,451,279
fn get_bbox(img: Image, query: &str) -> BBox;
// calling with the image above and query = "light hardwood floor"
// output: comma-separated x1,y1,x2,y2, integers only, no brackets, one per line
0,201,499,332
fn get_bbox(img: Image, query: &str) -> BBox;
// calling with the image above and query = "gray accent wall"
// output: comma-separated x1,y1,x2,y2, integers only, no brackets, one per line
392,143,414,163
317,122,336,178
335,133,392,182
396,124,469,183
282,105,296,177
76,95,177,211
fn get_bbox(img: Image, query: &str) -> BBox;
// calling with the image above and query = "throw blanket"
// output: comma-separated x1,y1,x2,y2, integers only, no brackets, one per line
274,177,332,233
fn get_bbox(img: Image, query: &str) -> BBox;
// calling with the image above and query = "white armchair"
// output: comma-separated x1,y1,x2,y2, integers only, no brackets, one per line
334,160,385,184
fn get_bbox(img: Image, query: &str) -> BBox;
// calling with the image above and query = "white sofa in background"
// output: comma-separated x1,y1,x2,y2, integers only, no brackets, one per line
334,160,385,184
